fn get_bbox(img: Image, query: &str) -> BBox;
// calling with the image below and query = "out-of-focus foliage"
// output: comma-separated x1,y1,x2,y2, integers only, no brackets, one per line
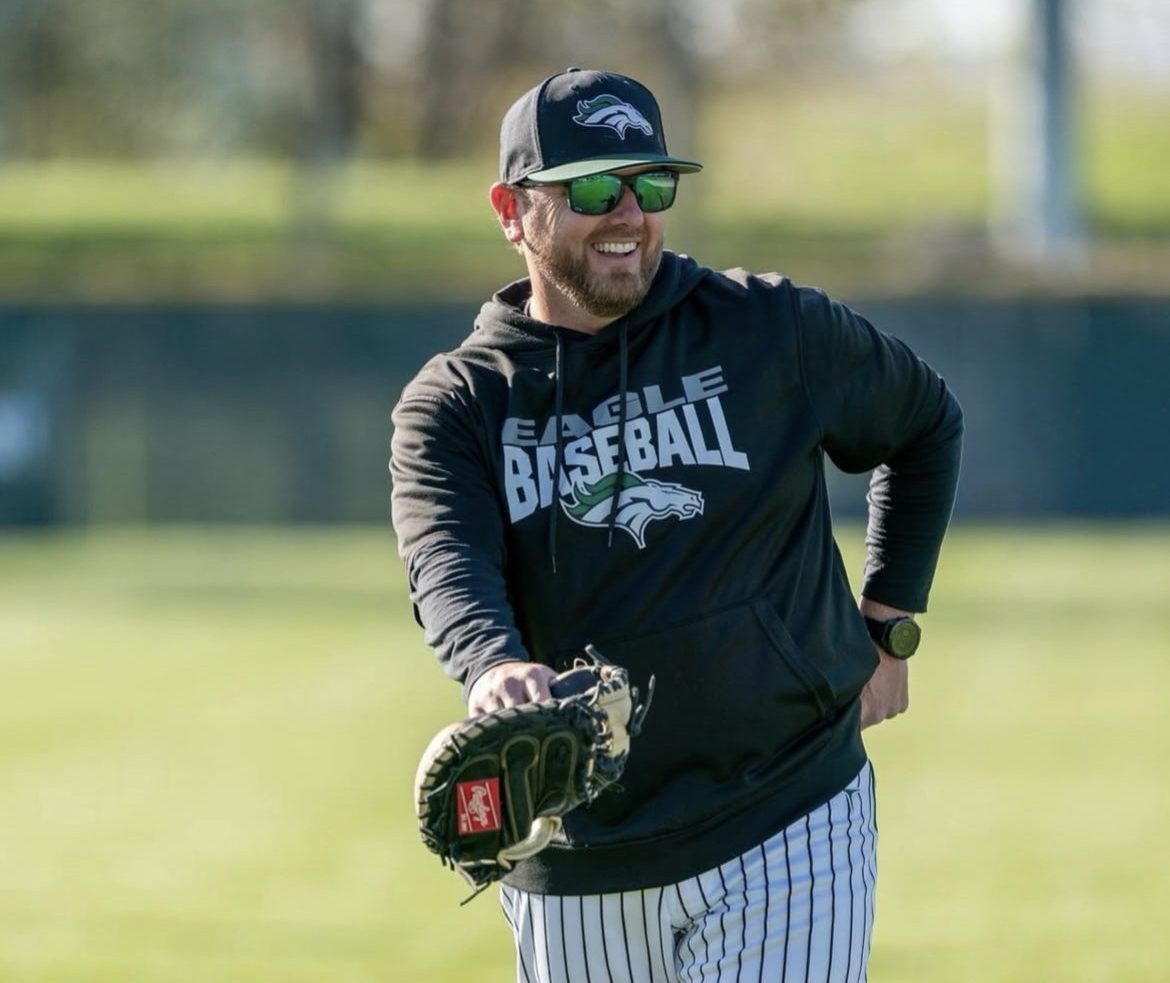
0,0,1167,300
0,0,1008,159
7,0,1162,161
0,0,381,159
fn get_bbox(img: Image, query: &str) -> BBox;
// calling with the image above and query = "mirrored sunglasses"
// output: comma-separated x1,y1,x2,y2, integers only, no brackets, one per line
525,170,679,216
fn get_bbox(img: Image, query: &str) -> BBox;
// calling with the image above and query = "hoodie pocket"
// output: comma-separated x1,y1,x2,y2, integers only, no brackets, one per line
564,596,837,839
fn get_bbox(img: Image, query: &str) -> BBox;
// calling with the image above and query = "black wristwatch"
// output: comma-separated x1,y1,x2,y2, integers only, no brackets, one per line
864,616,921,659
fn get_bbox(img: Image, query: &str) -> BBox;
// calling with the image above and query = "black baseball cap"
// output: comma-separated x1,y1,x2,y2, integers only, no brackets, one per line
499,68,703,184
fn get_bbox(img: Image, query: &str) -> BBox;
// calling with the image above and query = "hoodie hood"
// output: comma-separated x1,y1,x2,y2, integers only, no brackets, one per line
465,250,711,352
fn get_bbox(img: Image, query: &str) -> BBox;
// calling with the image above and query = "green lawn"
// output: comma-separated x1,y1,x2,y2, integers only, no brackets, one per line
1,525,1168,982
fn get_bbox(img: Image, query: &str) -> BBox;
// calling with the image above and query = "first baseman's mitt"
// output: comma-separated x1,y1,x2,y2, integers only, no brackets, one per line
414,646,653,898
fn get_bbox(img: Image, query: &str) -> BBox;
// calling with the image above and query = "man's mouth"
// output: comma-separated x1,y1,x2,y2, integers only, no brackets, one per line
592,241,638,256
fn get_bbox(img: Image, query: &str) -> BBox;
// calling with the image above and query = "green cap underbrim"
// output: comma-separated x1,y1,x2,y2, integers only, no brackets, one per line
524,154,703,183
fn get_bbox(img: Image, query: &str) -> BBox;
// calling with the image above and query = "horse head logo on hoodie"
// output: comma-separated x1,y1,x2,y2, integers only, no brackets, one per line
561,472,704,549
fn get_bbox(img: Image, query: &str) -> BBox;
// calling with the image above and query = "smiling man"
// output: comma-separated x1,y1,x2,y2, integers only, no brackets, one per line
494,164,673,328
391,68,963,982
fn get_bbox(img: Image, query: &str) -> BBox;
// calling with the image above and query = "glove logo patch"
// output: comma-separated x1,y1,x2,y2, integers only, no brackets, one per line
456,778,502,835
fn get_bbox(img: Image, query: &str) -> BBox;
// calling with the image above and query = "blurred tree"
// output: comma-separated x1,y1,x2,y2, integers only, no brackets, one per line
285,1,367,301
415,0,536,159
0,0,75,156
415,0,465,160
657,0,705,162
0,0,873,161
406,0,857,161
298,0,365,164
0,0,257,157
682,0,855,79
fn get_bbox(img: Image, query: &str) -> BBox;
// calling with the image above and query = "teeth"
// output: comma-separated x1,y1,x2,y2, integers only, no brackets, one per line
594,242,637,255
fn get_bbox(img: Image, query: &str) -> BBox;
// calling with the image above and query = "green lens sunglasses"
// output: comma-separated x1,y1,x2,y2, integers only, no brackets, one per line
523,170,679,216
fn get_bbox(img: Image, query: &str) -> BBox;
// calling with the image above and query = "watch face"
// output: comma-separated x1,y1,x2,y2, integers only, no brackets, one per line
887,619,921,658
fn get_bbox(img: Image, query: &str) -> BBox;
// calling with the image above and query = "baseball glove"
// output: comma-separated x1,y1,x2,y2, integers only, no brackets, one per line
414,646,653,898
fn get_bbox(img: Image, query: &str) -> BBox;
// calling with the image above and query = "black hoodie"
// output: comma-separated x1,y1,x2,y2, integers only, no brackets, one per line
391,251,962,894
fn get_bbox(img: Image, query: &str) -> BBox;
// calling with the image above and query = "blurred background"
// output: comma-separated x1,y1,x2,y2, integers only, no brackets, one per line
1,1,1168,980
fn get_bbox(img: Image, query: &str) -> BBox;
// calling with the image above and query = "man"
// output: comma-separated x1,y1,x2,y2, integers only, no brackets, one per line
391,68,962,982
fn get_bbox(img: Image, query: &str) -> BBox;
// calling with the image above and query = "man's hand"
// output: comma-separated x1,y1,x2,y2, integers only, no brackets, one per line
467,660,559,716
858,597,913,729
860,650,909,729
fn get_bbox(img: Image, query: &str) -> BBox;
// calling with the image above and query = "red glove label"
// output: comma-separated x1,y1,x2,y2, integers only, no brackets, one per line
456,778,502,835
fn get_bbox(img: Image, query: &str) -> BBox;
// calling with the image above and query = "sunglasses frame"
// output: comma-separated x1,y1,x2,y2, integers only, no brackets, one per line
521,169,679,216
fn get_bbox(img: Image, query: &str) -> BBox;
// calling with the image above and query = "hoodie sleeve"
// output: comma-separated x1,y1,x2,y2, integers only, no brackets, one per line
794,286,963,612
390,385,529,700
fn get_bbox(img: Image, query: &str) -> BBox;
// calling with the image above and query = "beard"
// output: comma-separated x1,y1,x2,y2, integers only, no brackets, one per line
525,222,662,320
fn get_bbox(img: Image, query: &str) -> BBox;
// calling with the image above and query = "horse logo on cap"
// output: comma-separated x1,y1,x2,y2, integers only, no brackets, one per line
572,95,654,139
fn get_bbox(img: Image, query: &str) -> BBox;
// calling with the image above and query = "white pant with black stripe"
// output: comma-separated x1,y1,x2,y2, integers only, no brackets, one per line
500,761,876,983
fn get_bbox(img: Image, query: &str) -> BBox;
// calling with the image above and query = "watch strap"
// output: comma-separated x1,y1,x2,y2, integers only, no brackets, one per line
863,615,920,658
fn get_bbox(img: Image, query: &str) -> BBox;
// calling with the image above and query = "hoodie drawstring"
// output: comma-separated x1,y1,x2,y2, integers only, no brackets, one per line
548,331,565,573
606,321,630,547
548,320,630,569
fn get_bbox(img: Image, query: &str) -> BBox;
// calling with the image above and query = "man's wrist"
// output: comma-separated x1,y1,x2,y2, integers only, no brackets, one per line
859,599,921,659
858,598,915,621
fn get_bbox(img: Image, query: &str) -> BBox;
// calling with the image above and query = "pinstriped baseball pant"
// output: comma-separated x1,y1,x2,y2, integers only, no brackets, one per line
500,761,877,983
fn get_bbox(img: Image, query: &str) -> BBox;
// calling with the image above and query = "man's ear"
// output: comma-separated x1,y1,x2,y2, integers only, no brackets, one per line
489,182,525,244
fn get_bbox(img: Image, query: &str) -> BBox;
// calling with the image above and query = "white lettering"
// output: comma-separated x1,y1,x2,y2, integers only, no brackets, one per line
535,444,558,507
683,366,728,401
656,409,697,467
592,423,621,476
539,413,590,446
592,392,644,428
624,417,657,471
708,397,750,470
504,373,746,526
504,446,538,521
564,435,602,488
502,417,537,446
682,403,722,466
643,383,686,415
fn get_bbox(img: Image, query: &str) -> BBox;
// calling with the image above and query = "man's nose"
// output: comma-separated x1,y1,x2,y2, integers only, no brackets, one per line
609,184,644,221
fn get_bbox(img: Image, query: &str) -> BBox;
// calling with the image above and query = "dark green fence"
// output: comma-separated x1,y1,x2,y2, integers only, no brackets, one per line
2,297,1167,524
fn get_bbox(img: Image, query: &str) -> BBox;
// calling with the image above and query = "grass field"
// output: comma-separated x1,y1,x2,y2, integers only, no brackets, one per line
1,524,1168,982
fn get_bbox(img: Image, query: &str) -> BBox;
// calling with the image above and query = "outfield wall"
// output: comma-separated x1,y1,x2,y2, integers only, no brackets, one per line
1,297,1167,524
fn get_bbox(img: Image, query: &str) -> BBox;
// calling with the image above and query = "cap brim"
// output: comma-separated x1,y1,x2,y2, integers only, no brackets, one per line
525,154,703,183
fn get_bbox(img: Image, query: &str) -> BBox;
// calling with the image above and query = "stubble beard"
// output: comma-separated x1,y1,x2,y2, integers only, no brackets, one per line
526,225,662,320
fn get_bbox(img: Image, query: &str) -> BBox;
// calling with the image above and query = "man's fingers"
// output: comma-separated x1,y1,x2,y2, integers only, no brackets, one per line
524,671,554,703
859,690,878,730
477,677,526,714
468,661,557,716
467,692,495,716
858,649,910,730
